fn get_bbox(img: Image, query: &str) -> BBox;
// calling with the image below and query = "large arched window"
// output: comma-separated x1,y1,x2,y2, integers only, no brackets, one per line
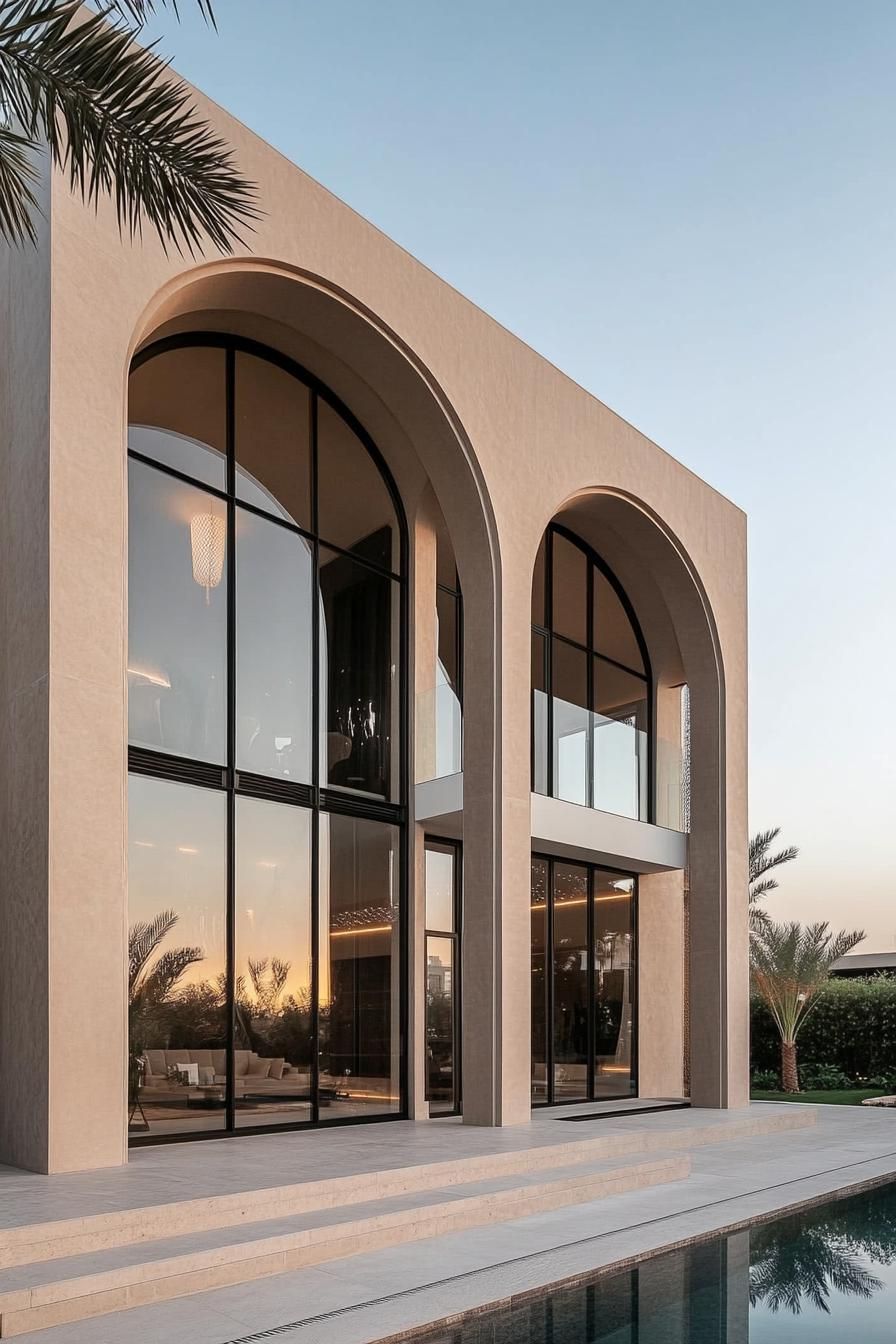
126,335,407,1143
531,523,651,820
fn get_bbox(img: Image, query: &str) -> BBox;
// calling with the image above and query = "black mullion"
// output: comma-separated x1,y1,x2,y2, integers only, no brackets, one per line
233,772,313,807
631,877,640,1097
315,532,403,584
592,649,649,682
224,345,237,1135
587,559,595,810
546,529,554,800
310,390,321,1127
396,423,410,1122
128,745,226,790
127,448,229,503
231,493,316,548
452,837,463,1114
587,864,595,1101
546,857,555,1106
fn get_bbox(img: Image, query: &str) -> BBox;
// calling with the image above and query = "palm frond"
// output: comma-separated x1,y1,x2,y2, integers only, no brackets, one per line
110,0,215,29
0,121,40,241
750,827,799,885
751,918,865,1042
128,908,178,994
0,0,258,251
140,944,203,1003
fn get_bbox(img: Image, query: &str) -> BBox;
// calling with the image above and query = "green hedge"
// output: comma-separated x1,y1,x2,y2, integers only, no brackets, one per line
751,977,896,1080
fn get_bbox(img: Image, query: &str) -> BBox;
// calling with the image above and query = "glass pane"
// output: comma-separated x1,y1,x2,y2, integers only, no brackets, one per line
425,842,455,932
532,632,548,795
594,872,635,1098
551,533,588,644
317,399,399,572
234,797,313,1127
594,569,645,674
593,659,649,819
426,935,455,1114
436,589,459,693
128,775,227,1138
128,458,227,763
235,351,312,529
435,589,462,777
531,534,546,627
320,546,399,801
553,863,589,1101
128,346,226,490
552,639,589,806
236,509,313,781
434,506,459,593
530,857,548,1102
318,813,401,1118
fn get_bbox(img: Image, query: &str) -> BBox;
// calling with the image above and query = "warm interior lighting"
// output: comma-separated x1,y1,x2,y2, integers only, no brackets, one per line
133,840,155,848
190,512,226,602
330,924,392,938
127,664,171,688
256,861,278,869
177,845,199,854
530,893,632,910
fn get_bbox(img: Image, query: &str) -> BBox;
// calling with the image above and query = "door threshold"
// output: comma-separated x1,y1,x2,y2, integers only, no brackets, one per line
558,1101,691,1122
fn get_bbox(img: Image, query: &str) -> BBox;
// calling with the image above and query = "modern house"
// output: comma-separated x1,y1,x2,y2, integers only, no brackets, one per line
831,953,896,978
0,75,748,1176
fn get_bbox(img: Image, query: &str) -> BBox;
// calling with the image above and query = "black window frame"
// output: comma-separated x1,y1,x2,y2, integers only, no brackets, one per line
127,332,409,1146
423,835,463,1117
531,852,638,1108
531,522,655,822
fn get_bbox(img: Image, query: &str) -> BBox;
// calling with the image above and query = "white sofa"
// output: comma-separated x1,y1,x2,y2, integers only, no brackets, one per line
141,1048,310,1098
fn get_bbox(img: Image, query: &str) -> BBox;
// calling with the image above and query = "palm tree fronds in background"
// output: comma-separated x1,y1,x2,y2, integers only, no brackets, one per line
0,0,257,249
749,826,799,934
750,919,865,1091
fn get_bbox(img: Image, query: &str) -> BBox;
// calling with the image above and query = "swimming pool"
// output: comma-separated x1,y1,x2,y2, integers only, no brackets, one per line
406,1180,896,1342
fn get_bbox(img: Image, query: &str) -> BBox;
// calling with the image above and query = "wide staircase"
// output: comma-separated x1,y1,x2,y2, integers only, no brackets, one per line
0,1108,814,1337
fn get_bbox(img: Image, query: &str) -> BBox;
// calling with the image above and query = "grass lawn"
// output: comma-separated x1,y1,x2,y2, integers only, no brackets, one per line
751,1089,890,1106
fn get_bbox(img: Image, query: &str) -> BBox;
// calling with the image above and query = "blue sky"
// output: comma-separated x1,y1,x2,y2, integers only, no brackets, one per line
146,1,896,945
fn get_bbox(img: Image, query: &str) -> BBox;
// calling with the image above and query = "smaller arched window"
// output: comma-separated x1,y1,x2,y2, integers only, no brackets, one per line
531,524,651,820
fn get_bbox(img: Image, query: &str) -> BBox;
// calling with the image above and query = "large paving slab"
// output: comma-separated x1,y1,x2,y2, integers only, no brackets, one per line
9,1103,888,1344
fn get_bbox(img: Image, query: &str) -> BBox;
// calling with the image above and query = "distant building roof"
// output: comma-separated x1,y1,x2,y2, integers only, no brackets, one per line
831,952,896,975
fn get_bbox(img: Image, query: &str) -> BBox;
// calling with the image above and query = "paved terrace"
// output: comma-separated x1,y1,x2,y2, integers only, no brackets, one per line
2,1103,895,1344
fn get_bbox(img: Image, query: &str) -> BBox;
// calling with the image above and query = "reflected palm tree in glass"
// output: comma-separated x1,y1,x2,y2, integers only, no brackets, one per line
128,909,205,1108
749,1191,896,1314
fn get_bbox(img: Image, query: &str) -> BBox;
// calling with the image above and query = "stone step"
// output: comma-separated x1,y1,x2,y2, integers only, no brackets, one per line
0,1152,689,1336
0,1107,814,1274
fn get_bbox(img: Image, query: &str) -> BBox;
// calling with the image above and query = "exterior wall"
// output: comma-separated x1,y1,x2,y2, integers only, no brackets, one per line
0,74,747,1171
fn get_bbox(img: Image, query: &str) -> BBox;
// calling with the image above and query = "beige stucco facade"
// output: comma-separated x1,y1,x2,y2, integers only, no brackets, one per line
0,77,748,1175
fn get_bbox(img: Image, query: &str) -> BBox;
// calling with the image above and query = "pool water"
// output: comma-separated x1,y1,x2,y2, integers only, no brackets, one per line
412,1181,896,1342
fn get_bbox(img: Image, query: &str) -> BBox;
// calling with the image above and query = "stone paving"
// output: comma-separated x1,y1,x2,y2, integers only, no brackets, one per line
8,1103,896,1344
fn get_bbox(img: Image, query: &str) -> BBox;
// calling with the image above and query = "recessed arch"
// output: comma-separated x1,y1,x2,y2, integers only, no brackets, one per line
124,265,515,1130
526,484,741,1108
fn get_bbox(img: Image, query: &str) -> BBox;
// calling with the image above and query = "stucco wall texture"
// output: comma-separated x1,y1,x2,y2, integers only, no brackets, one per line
0,76,747,1173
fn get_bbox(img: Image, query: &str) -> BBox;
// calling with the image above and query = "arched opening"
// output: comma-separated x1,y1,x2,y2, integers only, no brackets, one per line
526,489,745,1110
531,521,652,821
127,333,408,1142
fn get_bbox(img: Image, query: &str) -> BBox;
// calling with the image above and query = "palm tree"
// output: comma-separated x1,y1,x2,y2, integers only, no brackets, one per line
750,920,864,1092
750,1217,883,1315
128,908,203,1019
749,827,799,934
0,0,257,250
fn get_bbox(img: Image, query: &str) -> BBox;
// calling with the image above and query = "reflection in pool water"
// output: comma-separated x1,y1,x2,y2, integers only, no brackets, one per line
412,1182,896,1342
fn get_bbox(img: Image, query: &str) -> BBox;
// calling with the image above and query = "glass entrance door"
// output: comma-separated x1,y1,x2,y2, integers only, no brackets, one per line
531,855,636,1105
